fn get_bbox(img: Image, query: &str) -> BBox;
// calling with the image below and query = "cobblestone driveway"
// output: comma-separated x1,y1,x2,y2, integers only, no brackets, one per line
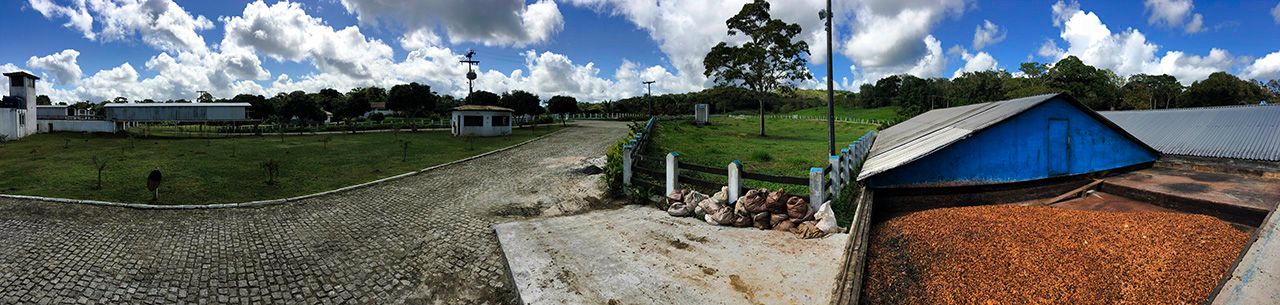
0,121,629,304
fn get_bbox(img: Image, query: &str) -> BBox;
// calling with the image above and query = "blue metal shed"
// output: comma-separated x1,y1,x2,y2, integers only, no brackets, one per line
857,93,1159,189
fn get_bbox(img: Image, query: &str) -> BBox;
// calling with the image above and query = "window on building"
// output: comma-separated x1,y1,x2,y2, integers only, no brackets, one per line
463,115,484,127
491,115,510,127
10,78,22,87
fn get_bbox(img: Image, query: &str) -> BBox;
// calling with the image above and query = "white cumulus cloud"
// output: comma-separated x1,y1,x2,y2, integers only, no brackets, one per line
1143,0,1203,33
27,0,214,53
1242,51,1280,81
1049,1,1235,84
26,49,82,85
952,50,1000,78
338,0,564,47
972,20,1006,50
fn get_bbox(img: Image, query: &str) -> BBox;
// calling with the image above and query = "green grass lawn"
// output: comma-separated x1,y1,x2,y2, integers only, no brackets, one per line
651,116,875,179
787,106,901,122
0,126,562,205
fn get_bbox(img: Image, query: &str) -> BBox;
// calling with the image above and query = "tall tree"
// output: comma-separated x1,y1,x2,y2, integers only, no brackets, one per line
1185,72,1265,107
232,94,271,120
500,90,544,116
1124,74,1183,109
465,90,501,106
1046,56,1119,110
951,70,1009,106
387,82,436,119
280,91,326,123
703,0,811,136
344,87,385,119
546,95,579,126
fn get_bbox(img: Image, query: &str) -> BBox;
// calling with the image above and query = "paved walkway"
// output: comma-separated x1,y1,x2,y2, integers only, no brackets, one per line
0,121,629,304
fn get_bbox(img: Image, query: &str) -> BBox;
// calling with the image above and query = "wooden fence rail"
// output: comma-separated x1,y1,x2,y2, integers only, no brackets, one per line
622,117,878,210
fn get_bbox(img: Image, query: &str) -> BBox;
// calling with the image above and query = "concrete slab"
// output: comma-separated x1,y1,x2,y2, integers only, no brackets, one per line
1212,211,1280,305
494,205,848,305
1106,167,1280,213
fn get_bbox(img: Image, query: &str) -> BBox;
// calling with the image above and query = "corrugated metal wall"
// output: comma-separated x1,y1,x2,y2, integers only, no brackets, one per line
1102,105,1280,161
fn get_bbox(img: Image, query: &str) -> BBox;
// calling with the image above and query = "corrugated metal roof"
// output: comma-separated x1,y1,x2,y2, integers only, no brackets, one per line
104,103,250,107
451,105,514,112
857,93,1156,181
857,94,1058,181
1101,104,1280,161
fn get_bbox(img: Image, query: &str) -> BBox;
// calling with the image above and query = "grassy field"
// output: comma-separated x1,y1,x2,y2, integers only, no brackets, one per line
788,106,901,122
651,116,875,179
0,126,562,205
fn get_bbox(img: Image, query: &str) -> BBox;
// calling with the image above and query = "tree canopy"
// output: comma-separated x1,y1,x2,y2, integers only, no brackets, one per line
500,90,545,116
465,90,501,106
387,82,436,118
703,0,810,136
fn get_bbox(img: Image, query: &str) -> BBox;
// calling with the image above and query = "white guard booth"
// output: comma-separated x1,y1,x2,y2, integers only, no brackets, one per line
451,105,514,137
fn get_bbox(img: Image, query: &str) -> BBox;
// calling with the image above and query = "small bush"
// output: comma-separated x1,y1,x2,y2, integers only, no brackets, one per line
603,120,649,197
750,151,773,162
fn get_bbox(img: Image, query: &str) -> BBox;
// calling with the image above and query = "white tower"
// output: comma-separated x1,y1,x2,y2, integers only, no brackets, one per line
1,71,40,140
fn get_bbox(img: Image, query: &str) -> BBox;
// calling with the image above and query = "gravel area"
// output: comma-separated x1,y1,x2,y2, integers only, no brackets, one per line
0,120,628,304
862,205,1249,304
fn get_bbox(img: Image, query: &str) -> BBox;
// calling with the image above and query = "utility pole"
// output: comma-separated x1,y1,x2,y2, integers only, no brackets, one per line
644,80,656,115
461,50,480,96
821,1,835,156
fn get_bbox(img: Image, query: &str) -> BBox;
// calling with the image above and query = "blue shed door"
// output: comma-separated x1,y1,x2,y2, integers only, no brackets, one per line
1048,119,1070,176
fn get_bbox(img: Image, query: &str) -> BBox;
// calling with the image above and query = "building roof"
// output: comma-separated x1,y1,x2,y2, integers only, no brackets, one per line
858,93,1154,181
3,71,40,80
452,105,514,112
1101,104,1280,161
104,103,251,108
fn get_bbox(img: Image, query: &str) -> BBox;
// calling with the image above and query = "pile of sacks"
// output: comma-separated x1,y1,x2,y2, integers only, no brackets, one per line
666,187,840,238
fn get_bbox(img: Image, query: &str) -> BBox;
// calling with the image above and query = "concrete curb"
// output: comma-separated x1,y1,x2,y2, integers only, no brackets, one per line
0,128,569,210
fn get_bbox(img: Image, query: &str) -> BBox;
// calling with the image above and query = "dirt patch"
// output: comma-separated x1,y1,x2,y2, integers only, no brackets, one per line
862,205,1249,304
728,274,763,305
683,233,712,244
667,239,690,250
492,203,544,217
1188,172,1233,182
698,265,718,276
1165,182,1211,193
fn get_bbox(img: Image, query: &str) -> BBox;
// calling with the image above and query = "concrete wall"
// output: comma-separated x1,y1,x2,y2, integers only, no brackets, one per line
37,119,117,133
451,110,512,137
0,109,22,140
105,105,248,122
867,98,1158,188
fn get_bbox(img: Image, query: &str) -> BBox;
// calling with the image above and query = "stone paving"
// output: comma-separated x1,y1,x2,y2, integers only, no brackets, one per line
0,121,629,304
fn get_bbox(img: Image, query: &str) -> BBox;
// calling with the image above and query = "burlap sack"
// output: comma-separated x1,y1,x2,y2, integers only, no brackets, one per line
735,189,768,215
785,196,809,219
751,212,772,230
764,189,789,214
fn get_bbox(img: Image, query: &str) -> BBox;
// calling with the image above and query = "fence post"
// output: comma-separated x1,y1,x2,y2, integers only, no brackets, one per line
841,148,852,180
623,144,634,186
666,152,680,195
810,167,825,211
728,160,742,204
829,155,842,196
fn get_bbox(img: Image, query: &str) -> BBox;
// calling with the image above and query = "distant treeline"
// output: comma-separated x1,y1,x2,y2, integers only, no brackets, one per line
596,55,1280,119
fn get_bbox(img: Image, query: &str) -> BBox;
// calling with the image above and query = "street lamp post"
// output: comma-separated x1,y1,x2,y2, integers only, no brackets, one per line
822,0,836,156
644,80,656,116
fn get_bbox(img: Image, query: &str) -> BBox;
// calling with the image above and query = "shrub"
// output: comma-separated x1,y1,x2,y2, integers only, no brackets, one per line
602,120,649,197
369,112,386,123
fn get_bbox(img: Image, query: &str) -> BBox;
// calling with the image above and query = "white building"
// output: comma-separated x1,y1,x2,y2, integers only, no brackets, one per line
0,72,40,141
451,105,513,137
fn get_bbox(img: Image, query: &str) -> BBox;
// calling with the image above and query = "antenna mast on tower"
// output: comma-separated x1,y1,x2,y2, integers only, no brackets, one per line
460,50,480,95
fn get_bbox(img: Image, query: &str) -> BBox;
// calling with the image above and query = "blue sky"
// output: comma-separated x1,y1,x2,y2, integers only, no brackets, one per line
2,0,1279,104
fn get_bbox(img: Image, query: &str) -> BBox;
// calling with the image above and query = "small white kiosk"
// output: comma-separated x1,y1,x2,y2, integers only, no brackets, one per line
451,105,514,137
